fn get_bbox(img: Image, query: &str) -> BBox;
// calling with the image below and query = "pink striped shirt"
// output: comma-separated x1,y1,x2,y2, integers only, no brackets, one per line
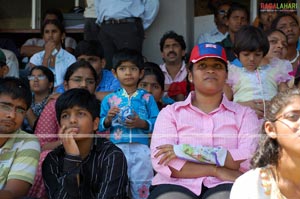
150,92,260,195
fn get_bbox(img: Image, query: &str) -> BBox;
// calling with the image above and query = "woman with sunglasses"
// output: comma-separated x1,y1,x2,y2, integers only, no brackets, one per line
22,66,54,133
231,88,300,199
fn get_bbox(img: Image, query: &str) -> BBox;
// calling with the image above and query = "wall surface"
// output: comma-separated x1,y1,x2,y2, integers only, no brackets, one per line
142,0,194,64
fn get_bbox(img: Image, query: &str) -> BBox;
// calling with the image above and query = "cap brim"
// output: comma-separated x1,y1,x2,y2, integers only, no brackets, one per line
190,55,227,64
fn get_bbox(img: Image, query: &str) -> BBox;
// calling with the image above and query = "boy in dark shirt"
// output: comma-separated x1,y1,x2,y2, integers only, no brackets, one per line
42,88,128,199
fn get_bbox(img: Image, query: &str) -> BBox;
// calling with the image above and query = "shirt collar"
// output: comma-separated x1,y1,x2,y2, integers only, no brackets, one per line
1,129,20,150
174,91,236,113
160,61,186,73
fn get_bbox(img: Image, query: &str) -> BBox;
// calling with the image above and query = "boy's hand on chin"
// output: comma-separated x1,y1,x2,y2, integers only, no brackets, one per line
58,125,80,156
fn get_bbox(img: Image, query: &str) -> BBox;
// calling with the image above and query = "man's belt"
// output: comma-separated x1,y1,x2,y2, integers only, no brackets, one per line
102,17,141,25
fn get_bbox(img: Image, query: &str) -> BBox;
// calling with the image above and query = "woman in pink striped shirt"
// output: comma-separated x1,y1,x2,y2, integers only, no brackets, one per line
149,43,261,199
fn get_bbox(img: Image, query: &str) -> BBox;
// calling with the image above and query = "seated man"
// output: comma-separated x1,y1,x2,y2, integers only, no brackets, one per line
42,88,128,198
0,48,19,78
0,50,9,78
55,40,121,100
0,77,40,198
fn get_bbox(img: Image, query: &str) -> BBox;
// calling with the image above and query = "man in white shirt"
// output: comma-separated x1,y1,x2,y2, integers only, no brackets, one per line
197,2,231,44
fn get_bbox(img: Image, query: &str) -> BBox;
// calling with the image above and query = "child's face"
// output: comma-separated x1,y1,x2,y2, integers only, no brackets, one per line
64,67,96,94
138,74,163,102
29,69,53,94
43,23,64,46
0,94,27,134
113,61,143,88
238,50,264,71
77,55,106,78
59,105,99,141
267,31,288,59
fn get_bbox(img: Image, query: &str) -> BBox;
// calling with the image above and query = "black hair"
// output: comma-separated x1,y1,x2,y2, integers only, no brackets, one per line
226,2,249,23
55,88,100,124
29,66,55,92
41,19,66,36
234,25,269,56
265,28,288,44
74,40,105,59
43,8,64,24
64,60,98,83
112,48,144,70
271,12,299,30
213,1,232,17
0,77,32,110
139,62,165,91
251,88,300,168
159,31,186,52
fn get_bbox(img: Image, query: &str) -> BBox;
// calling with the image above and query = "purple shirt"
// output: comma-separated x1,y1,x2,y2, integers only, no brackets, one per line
150,92,260,195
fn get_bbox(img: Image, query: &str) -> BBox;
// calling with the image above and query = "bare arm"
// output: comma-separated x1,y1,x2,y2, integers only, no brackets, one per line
170,162,242,182
20,45,43,57
0,179,32,199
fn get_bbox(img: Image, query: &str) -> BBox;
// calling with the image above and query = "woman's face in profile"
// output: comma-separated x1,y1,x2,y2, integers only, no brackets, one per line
267,31,288,59
271,95,300,153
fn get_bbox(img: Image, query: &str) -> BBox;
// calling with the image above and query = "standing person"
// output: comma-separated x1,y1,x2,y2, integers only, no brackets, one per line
230,88,300,199
23,66,54,133
159,31,187,94
27,60,98,198
29,19,76,87
99,49,159,199
0,77,40,198
148,43,260,199
43,88,128,198
197,1,231,44
83,0,98,41
95,0,159,69
226,26,292,119
217,2,249,63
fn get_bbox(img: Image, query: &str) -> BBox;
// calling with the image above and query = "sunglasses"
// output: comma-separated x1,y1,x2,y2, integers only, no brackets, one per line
218,10,228,15
28,75,47,81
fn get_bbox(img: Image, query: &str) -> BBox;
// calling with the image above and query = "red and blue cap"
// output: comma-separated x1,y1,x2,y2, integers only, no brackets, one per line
189,43,227,64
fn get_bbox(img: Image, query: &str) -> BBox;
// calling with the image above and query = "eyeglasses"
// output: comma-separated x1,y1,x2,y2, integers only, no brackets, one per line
218,10,228,15
273,110,300,133
69,77,96,85
28,75,47,81
275,110,300,123
0,102,26,116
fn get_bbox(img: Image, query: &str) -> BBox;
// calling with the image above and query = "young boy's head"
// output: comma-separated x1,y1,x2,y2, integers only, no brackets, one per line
234,25,269,70
75,40,106,77
0,50,9,78
55,88,100,137
0,77,32,133
112,48,144,87
56,88,100,124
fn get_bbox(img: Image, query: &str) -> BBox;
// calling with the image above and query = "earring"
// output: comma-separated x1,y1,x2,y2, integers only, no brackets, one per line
189,79,193,83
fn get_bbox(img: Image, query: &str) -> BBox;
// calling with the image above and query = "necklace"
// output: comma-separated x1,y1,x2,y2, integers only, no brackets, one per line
289,50,299,64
